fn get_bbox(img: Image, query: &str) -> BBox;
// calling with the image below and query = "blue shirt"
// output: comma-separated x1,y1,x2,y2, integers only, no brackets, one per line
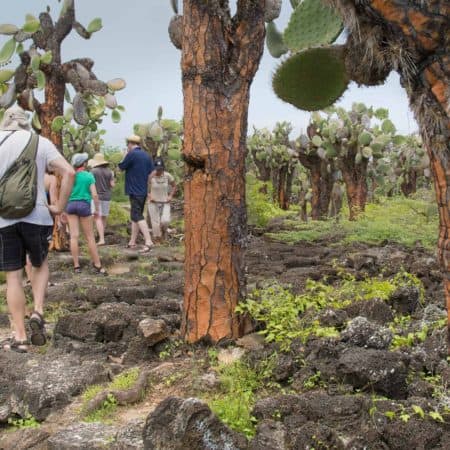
118,147,154,196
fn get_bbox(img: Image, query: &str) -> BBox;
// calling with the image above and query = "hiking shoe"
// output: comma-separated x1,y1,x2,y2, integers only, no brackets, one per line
29,311,46,346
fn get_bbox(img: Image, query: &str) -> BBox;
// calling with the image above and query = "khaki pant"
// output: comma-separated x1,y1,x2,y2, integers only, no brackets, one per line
148,202,171,238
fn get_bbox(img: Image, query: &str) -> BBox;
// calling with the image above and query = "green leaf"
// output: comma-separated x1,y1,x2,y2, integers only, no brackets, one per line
361,146,373,159
22,19,41,34
35,70,45,90
111,109,121,123
31,55,41,72
87,18,102,34
51,116,65,133
412,405,425,418
429,411,444,423
116,105,125,112
0,69,15,83
40,51,52,65
0,38,16,64
16,43,24,54
32,112,41,130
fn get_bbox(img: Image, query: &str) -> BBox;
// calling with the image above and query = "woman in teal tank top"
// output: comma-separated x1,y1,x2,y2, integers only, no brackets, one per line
66,153,107,275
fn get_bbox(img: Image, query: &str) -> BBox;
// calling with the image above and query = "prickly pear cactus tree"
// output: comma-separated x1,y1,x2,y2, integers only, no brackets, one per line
168,0,268,343
135,107,184,184
248,122,298,210
268,0,450,349
295,124,338,220
0,0,125,147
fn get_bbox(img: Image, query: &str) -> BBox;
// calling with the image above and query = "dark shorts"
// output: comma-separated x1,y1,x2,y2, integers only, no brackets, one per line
66,200,91,217
0,223,53,271
129,195,146,222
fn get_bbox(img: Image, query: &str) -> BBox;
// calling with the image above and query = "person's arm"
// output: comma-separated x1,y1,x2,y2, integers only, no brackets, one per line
90,183,100,215
48,175,58,206
110,170,115,188
167,173,177,202
147,172,154,202
47,157,75,215
168,180,177,202
118,151,132,170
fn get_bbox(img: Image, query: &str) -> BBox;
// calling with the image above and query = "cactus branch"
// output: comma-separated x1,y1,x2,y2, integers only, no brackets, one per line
73,21,91,39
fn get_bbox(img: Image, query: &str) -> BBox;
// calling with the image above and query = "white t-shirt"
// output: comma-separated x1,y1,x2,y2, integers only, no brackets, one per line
149,171,175,203
0,130,63,228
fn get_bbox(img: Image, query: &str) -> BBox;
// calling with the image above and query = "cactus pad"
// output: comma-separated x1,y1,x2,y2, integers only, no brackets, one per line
169,15,183,50
73,93,89,125
283,0,343,53
272,46,349,111
265,0,282,23
266,22,288,58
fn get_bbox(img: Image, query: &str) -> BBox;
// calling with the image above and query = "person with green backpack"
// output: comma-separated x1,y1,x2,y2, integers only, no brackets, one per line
0,106,75,353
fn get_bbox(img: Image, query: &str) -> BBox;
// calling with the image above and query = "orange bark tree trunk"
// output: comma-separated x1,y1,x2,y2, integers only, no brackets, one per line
343,0,449,349
40,72,69,251
181,0,266,343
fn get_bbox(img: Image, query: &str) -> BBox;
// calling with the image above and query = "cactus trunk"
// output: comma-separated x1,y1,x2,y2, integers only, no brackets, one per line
40,71,69,252
339,154,368,221
298,153,332,220
400,170,418,197
181,0,265,343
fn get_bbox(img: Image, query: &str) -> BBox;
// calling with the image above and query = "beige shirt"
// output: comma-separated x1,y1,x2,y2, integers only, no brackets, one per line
148,171,174,203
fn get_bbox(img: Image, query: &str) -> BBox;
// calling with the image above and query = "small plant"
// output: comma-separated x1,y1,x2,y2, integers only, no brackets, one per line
84,393,117,423
206,357,277,438
81,368,141,423
158,339,183,360
303,371,325,390
207,347,219,366
8,413,40,429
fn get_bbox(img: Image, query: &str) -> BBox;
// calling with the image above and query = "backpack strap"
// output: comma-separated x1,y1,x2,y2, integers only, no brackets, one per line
0,131,15,147
19,132,39,162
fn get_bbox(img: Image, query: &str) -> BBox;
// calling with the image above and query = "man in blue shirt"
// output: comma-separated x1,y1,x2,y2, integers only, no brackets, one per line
118,135,154,252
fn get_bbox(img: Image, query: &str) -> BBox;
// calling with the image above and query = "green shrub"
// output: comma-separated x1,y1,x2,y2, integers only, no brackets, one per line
108,201,129,226
246,174,287,227
237,269,424,351
208,357,276,438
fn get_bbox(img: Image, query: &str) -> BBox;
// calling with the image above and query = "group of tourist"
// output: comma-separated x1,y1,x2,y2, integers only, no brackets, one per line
0,106,176,353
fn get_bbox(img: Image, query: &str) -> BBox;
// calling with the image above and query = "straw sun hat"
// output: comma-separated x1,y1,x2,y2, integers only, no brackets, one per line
88,152,109,168
126,134,141,145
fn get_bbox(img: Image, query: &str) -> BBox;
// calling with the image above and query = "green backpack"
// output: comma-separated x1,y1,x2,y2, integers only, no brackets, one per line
0,131,39,219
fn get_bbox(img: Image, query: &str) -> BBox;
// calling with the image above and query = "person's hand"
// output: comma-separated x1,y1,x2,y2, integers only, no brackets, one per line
167,195,173,203
48,204,62,216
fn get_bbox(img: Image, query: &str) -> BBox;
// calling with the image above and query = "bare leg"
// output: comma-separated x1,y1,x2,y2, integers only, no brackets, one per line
24,254,32,284
129,221,139,246
67,214,80,268
6,269,27,342
137,219,153,247
95,214,105,245
80,215,101,267
30,258,49,316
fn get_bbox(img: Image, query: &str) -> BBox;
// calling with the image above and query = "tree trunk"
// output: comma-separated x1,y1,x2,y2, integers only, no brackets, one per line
40,72,69,251
400,170,418,197
181,0,265,343
277,165,291,210
299,153,333,220
251,149,271,182
343,0,450,349
339,153,368,221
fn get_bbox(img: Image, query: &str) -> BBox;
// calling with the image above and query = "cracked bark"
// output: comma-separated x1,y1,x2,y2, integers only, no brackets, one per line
181,0,265,343
336,0,449,348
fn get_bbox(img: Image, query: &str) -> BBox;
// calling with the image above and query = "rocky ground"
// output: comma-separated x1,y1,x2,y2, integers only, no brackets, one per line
0,215,449,449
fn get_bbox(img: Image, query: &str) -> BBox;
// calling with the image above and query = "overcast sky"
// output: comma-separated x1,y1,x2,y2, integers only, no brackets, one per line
8,0,418,147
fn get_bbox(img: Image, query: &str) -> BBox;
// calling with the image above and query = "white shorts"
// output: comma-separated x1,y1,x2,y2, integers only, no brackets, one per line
91,200,111,217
